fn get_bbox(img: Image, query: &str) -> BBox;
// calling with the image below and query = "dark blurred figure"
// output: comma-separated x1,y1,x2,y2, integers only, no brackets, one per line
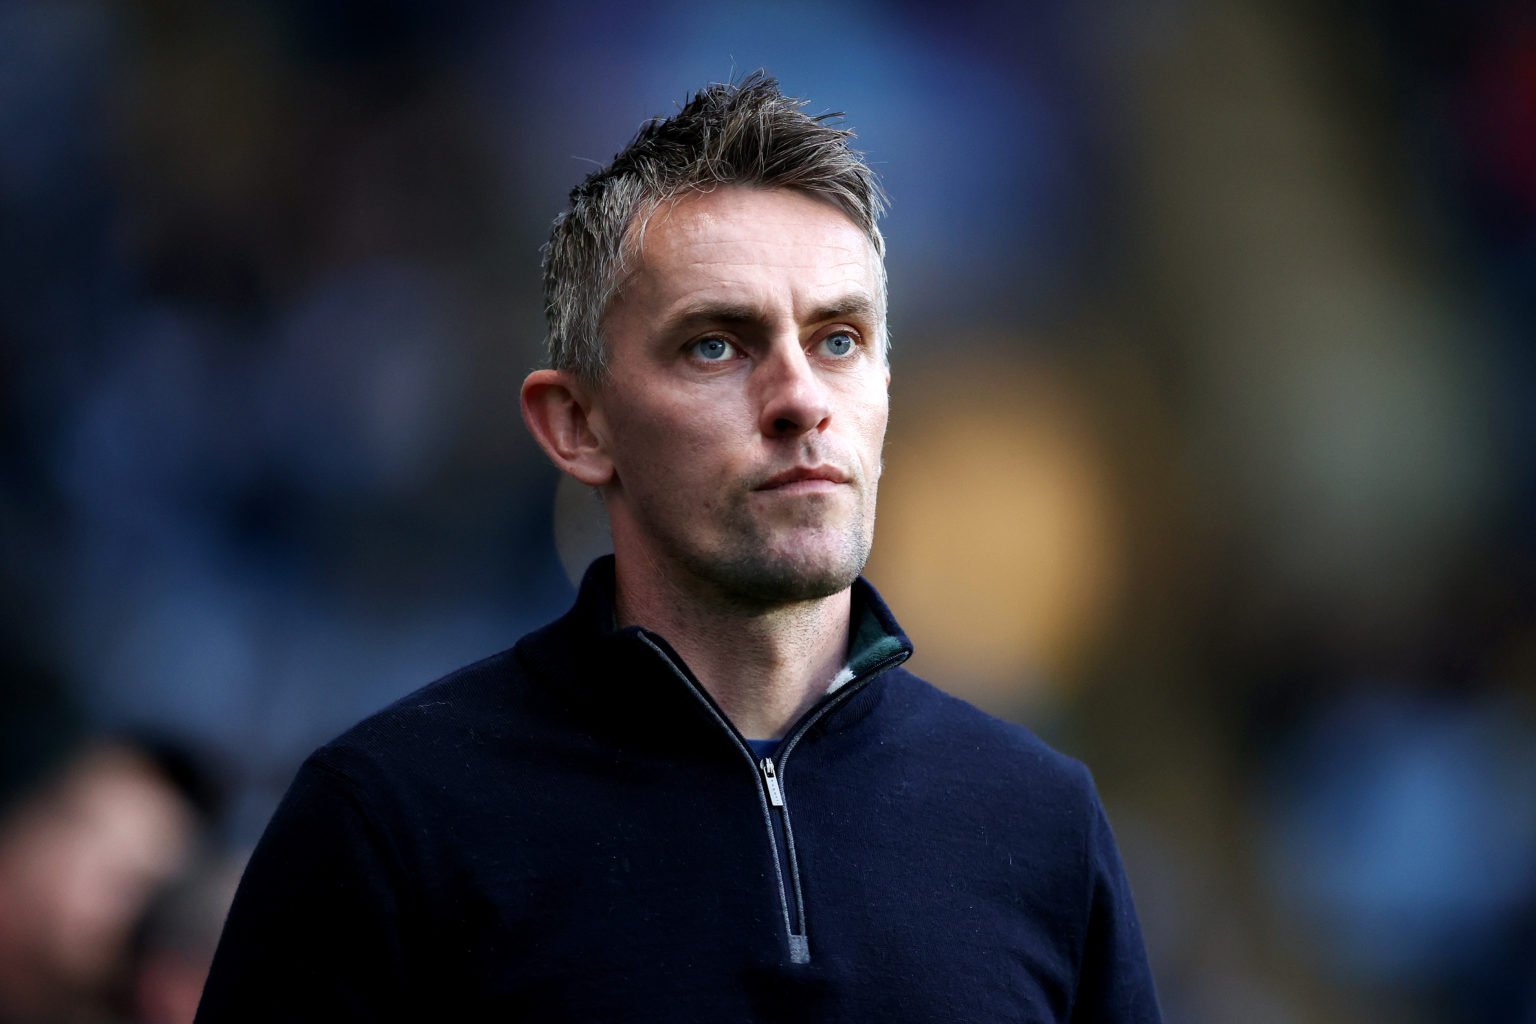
0,736,217,1024
126,853,244,1024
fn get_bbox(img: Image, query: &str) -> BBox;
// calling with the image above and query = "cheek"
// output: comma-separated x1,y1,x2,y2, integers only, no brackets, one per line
855,385,890,463
608,402,731,497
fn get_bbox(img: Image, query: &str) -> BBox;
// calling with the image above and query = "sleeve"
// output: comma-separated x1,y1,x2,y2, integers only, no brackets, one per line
195,755,416,1023
1069,781,1163,1024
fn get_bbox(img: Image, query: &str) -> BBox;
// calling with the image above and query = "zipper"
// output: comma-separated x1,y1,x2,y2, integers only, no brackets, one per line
636,632,908,966
760,758,785,806
758,755,805,962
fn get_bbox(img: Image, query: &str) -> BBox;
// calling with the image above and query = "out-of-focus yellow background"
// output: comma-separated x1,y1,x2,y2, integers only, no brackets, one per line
2,2,1533,1021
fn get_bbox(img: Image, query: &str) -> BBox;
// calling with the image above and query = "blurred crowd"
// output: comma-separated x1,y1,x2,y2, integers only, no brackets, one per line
2,0,1533,1021
0,686,235,1024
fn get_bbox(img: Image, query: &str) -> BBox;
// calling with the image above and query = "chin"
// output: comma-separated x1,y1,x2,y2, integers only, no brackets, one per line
693,533,872,608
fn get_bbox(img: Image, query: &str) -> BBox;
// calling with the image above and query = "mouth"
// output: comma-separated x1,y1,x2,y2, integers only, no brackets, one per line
755,465,852,493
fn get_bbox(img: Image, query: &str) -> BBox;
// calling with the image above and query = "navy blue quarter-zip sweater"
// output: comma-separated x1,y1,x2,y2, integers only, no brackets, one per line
197,559,1161,1023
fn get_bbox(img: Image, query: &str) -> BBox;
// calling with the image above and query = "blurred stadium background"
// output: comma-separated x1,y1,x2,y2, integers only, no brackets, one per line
2,1,1533,1021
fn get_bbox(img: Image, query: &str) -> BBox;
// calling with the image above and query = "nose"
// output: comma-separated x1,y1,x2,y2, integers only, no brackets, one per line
756,342,831,439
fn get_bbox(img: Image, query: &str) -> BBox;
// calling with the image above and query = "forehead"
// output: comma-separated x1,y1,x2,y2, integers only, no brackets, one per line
618,186,881,321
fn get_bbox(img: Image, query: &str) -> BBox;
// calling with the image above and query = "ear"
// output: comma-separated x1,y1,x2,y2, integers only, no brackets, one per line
520,369,614,487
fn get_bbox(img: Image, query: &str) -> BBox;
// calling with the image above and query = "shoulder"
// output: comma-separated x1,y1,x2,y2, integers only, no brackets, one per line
307,644,532,790
874,666,1100,811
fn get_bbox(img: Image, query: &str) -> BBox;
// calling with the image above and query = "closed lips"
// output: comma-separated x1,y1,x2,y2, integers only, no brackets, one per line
756,466,850,489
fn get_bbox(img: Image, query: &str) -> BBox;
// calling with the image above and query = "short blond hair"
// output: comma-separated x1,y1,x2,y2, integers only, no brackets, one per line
540,72,888,382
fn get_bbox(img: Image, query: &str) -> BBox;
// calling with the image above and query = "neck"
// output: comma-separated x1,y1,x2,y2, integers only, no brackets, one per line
613,557,852,740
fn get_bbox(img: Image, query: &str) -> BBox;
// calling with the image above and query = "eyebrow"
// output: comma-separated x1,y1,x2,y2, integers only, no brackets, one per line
660,294,882,335
662,303,762,334
807,295,881,328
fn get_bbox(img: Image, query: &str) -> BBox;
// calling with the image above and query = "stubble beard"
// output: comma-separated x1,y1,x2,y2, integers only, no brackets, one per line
678,484,876,611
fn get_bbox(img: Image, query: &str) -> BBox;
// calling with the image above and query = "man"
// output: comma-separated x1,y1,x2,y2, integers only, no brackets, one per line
0,736,206,1024
197,74,1161,1022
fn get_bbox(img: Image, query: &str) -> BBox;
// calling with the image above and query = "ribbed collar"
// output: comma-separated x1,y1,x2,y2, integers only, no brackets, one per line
516,555,913,698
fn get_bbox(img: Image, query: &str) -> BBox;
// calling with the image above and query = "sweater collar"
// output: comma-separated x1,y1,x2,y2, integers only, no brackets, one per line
525,554,912,685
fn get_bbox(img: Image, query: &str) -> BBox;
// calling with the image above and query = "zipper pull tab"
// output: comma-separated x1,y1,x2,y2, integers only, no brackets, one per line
760,758,785,807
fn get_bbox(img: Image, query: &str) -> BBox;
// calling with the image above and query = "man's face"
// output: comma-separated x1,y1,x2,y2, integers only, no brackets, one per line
590,185,889,607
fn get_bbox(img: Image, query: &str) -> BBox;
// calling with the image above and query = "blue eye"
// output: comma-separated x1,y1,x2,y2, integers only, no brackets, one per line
691,337,737,361
820,332,857,357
